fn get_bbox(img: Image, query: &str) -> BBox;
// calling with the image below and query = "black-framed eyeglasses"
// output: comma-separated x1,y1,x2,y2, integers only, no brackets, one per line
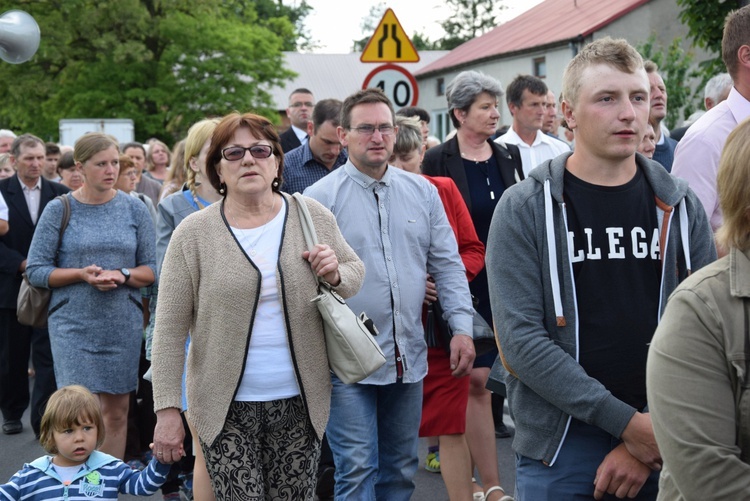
349,124,395,136
221,145,274,161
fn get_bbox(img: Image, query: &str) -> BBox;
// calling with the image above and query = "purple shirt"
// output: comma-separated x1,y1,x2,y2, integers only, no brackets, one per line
672,87,750,231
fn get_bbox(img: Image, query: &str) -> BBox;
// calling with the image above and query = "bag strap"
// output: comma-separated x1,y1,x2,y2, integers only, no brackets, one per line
292,193,325,287
53,194,71,265
57,194,71,247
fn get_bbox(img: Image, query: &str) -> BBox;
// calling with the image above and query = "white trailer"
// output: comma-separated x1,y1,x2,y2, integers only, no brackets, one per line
59,119,135,146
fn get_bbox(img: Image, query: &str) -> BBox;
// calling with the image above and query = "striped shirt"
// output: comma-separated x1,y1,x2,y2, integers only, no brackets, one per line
0,451,170,500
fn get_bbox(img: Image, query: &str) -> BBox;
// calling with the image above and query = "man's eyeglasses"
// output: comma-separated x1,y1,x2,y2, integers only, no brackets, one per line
221,145,274,162
349,124,395,136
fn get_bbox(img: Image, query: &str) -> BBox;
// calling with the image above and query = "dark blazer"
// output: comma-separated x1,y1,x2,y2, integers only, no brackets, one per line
422,135,524,212
280,127,303,153
0,175,70,309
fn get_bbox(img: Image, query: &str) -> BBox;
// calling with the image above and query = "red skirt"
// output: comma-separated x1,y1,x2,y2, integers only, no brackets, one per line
419,347,470,437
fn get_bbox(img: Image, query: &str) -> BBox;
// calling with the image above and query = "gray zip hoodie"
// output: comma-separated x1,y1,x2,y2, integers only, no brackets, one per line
486,152,716,466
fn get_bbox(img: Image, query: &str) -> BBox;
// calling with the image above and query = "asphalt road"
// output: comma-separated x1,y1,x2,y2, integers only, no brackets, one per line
0,399,516,501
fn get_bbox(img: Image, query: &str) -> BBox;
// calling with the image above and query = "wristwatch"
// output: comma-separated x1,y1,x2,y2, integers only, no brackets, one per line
119,268,131,283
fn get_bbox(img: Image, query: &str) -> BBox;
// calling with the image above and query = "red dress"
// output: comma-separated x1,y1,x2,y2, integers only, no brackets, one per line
419,175,485,437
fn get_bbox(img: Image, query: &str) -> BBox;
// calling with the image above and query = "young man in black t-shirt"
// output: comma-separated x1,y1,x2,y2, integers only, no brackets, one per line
486,38,716,500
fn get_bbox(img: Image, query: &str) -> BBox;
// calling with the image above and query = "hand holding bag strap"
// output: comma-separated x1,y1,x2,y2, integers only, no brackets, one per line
291,193,386,383
293,193,325,287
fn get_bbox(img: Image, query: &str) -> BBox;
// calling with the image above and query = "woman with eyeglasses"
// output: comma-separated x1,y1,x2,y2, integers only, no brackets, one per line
116,154,157,225
150,112,365,500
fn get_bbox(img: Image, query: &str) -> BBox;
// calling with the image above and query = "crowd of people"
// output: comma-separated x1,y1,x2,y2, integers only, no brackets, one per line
2,6,750,501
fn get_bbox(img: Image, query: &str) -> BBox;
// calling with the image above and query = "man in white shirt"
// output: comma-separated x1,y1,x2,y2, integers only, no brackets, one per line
497,75,569,177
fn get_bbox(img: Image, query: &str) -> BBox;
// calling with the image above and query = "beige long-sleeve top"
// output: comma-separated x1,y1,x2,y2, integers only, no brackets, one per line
151,193,365,446
647,246,750,499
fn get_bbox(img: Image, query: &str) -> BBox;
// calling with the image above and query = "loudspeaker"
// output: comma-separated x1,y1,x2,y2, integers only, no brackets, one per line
0,10,40,64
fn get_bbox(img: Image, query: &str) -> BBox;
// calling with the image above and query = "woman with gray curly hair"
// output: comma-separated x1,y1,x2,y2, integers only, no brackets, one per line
423,70,522,501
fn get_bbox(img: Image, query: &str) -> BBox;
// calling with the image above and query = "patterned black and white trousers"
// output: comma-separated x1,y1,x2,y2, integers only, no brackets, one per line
201,396,321,500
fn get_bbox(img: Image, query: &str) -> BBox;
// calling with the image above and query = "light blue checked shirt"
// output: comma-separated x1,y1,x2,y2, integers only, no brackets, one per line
305,161,474,384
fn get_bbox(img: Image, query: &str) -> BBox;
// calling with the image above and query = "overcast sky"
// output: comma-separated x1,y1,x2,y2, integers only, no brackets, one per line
303,0,545,53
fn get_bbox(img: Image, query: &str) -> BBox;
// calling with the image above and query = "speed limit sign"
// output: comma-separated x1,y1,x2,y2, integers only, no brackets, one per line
362,64,419,108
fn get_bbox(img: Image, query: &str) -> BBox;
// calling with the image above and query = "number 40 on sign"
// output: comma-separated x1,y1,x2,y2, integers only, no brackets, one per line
362,64,419,108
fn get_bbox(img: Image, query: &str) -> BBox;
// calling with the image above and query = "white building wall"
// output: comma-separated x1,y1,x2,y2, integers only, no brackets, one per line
417,46,571,140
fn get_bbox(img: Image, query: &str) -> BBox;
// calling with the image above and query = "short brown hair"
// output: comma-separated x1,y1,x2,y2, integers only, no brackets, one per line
39,385,105,454
74,133,119,165
340,88,395,130
10,133,44,158
562,37,644,107
118,154,135,176
643,60,658,74
722,5,750,79
716,116,750,251
206,112,283,195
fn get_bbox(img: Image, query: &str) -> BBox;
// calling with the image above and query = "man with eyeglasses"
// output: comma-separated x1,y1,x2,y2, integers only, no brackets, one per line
280,88,315,153
305,88,475,501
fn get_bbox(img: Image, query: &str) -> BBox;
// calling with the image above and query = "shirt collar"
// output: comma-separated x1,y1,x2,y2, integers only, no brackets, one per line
727,86,750,125
291,124,307,142
505,127,547,148
343,160,392,189
21,177,42,191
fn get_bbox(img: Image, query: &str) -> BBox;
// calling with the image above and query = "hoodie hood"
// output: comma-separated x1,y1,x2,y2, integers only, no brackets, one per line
528,152,690,207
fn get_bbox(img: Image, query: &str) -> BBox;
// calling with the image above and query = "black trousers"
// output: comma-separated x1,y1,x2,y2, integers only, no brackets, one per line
0,309,57,434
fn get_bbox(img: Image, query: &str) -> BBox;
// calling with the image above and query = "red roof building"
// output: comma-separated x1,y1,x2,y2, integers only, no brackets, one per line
415,0,708,140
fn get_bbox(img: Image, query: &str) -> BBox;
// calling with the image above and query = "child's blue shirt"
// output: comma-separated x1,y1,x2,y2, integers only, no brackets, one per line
0,450,170,500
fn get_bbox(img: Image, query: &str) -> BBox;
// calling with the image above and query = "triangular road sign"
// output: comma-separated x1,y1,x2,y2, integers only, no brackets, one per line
360,8,420,63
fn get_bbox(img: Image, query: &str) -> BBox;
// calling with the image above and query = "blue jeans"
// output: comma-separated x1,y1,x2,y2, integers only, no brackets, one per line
326,375,423,501
515,419,659,500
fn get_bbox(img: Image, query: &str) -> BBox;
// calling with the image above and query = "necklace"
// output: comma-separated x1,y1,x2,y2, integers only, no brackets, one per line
461,152,496,200
226,195,277,257
460,151,490,164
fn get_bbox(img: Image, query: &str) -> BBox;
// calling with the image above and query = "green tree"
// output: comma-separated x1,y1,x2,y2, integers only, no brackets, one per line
638,35,698,129
438,0,505,50
675,0,739,78
0,0,300,142
412,31,439,51
225,0,314,51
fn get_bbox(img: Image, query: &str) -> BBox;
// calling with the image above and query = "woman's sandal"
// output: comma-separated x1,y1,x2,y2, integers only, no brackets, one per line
472,477,485,501
484,485,514,501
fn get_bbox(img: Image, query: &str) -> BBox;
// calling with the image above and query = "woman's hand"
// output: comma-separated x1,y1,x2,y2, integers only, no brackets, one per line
152,408,186,464
80,265,120,291
303,244,340,286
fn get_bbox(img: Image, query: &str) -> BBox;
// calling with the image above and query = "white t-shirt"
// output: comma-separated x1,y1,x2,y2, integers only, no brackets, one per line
231,203,300,401
0,191,8,221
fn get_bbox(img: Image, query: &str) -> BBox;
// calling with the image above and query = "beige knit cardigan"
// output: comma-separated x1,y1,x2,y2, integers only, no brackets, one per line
151,193,365,446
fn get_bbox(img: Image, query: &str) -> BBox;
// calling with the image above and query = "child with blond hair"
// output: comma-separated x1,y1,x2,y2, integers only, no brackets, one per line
0,385,170,500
